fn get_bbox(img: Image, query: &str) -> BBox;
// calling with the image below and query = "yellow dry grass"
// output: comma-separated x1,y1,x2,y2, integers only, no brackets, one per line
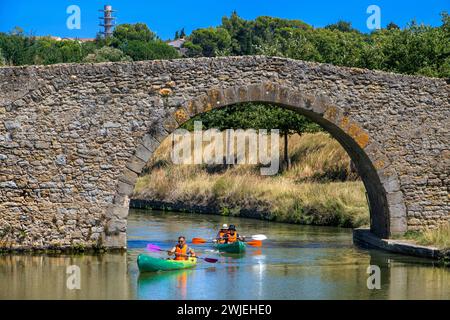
401,222,450,249
133,132,369,227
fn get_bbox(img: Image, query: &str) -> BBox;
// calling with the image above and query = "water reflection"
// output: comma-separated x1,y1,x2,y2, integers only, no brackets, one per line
137,270,193,300
0,253,132,300
0,209,448,300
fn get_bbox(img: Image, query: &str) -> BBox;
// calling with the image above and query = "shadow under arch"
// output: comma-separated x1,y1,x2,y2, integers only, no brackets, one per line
108,82,407,248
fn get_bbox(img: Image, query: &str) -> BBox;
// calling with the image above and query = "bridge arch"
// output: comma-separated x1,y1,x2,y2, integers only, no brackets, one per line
1,56,447,251
108,82,406,248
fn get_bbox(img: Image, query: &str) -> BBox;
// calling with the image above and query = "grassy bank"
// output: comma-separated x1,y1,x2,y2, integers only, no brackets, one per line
399,223,450,249
133,132,369,228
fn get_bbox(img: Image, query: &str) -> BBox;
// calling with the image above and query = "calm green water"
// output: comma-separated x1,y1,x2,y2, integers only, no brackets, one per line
1,209,449,299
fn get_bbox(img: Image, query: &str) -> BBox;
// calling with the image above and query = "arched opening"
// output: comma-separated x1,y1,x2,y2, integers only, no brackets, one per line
107,82,407,248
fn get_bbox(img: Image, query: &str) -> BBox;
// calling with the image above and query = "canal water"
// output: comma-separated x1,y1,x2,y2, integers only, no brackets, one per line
0,209,449,299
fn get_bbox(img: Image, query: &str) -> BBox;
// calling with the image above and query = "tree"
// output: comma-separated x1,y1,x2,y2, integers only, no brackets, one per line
386,22,400,30
27,37,64,65
83,46,132,63
120,40,180,61
0,30,34,65
185,27,231,57
325,21,358,33
222,11,253,55
112,23,156,45
59,40,85,63
174,28,186,40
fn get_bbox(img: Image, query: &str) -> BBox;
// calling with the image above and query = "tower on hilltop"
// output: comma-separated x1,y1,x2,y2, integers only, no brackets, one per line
99,5,116,38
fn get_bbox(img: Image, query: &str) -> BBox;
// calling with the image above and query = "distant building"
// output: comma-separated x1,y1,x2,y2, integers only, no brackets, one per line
34,36,96,43
63,37,96,43
168,38,187,56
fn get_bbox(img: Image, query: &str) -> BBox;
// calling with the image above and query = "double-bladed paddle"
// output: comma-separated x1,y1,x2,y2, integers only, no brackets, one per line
146,243,218,263
192,234,267,247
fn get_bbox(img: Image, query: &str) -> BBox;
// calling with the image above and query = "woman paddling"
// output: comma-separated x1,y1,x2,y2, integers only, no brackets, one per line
216,224,229,244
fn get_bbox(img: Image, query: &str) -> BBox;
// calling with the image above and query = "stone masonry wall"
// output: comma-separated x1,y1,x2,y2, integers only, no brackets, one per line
0,56,448,250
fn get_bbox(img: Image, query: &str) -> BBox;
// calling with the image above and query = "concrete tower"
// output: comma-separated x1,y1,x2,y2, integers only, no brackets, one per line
99,5,116,38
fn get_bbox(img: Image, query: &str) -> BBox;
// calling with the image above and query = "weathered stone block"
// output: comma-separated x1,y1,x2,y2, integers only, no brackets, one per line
118,167,138,186
125,155,146,174
106,204,129,219
104,231,127,248
140,133,160,153
134,144,153,162
116,181,134,196
106,218,127,234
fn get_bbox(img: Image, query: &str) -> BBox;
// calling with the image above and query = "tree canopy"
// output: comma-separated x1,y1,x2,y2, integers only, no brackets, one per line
183,11,450,78
0,13,448,77
83,46,132,63
0,22,179,66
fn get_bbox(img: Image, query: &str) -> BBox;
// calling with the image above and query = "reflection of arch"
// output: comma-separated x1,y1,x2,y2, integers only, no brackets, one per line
107,82,407,247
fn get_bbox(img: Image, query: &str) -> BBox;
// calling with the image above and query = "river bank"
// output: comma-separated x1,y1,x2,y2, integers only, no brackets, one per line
133,132,369,228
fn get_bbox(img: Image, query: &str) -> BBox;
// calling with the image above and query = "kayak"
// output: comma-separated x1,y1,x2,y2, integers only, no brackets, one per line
137,254,197,272
214,241,246,253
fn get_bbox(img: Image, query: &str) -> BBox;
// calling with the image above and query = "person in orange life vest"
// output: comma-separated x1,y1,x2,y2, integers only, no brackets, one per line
223,225,243,243
169,236,195,261
216,224,229,244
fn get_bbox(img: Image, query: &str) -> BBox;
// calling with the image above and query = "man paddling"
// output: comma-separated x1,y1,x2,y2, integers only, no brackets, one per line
169,236,195,261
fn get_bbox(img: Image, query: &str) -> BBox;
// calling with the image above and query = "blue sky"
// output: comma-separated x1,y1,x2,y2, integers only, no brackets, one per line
0,1,448,40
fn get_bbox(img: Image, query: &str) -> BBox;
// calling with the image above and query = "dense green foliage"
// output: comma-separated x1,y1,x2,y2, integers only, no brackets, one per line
83,46,132,63
111,23,156,43
0,13,448,77
184,27,232,57
120,39,180,61
183,103,320,134
184,11,450,78
0,23,179,66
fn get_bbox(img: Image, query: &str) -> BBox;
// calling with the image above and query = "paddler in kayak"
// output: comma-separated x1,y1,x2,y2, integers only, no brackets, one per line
168,236,196,261
223,225,245,243
216,224,229,244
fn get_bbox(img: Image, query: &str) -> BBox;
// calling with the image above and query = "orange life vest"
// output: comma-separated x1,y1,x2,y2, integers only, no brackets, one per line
175,244,188,260
218,230,228,244
219,230,228,237
227,232,237,243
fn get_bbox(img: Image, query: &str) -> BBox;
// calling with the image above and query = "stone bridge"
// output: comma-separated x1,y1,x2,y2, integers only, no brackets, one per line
0,56,448,250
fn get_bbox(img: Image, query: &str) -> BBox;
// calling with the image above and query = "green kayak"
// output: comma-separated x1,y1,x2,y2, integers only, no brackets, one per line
214,241,246,253
137,254,197,272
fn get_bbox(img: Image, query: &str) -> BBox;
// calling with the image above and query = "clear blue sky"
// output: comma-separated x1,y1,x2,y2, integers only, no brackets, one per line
0,0,448,40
